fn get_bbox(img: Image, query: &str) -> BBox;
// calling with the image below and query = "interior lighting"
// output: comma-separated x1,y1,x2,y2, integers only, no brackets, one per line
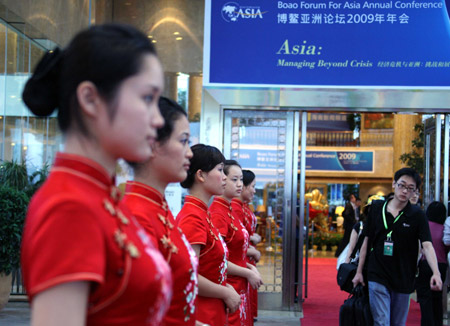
151,40,157,43
176,37,183,41
173,32,180,35
147,35,153,39
23,146,28,150
11,142,15,146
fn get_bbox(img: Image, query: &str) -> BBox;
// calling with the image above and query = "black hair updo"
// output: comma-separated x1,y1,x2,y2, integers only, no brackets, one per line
22,23,157,136
181,144,225,189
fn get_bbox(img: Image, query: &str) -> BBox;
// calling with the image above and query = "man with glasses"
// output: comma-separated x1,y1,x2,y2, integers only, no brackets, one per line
353,167,442,326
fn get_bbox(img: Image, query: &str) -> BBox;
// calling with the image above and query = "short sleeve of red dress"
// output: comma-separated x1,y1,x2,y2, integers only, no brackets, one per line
22,197,105,299
178,213,208,246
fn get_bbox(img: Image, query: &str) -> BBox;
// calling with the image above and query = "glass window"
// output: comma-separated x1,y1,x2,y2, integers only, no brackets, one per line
0,22,5,159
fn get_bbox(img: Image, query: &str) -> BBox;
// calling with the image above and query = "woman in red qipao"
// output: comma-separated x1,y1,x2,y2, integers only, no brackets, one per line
236,170,262,324
122,97,202,326
177,144,241,326
210,160,263,326
20,24,172,326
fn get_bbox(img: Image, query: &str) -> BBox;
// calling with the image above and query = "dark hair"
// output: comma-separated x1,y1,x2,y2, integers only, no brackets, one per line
394,167,421,189
242,170,256,187
22,23,157,135
181,144,225,189
224,160,241,176
426,201,447,225
157,97,187,144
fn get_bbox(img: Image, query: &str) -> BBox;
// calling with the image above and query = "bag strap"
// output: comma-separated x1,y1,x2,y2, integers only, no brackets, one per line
349,222,364,259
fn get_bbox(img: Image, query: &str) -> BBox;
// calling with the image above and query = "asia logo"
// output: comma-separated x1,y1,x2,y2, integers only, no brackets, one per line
221,2,265,22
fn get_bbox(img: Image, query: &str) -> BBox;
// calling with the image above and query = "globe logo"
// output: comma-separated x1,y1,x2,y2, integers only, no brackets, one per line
222,2,240,22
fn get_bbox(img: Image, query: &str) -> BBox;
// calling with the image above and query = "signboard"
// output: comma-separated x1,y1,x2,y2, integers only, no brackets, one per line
305,150,374,171
204,0,450,87
238,148,374,172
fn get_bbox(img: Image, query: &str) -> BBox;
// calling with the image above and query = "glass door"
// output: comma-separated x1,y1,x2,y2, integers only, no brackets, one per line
223,109,300,311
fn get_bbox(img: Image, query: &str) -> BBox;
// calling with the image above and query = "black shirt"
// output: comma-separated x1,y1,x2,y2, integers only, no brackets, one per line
366,199,431,293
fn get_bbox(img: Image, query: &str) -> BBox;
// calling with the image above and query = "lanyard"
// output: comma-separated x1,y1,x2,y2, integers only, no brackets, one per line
382,201,404,239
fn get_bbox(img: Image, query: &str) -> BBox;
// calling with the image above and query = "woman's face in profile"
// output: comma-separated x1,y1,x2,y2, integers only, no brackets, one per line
151,115,193,184
224,165,243,200
410,190,420,205
241,179,256,203
96,54,165,162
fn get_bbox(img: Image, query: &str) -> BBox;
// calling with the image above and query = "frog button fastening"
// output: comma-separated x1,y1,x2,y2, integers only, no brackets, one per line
116,209,129,225
103,199,116,216
126,242,140,258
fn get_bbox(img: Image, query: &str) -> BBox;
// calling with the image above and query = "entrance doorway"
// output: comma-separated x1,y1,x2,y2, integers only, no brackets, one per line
223,109,441,312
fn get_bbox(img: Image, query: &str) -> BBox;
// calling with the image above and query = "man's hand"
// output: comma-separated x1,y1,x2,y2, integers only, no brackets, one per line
352,272,365,288
430,274,442,291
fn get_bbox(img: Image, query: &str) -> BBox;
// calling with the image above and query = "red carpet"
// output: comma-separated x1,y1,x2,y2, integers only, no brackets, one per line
300,257,421,325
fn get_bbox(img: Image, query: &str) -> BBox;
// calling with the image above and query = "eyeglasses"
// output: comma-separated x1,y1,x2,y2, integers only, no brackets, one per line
396,183,416,193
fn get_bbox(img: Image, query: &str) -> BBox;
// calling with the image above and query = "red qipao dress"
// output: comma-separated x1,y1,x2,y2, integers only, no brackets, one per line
122,182,199,325
177,195,229,326
231,199,258,324
21,153,172,326
242,202,259,320
210,197,250,326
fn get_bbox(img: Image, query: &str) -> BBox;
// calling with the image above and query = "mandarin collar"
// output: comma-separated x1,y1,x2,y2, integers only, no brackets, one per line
232,198,244,207
213,196,231,209
185,195,208,211
53,152,114,188
125,181,165,204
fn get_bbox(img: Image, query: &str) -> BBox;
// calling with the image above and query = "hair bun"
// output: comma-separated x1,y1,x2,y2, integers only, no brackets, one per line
22,48,63,116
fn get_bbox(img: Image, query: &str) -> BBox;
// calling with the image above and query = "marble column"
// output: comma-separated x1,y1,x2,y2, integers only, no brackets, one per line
188,73,202,122
163,71,178,101
392,114,422,173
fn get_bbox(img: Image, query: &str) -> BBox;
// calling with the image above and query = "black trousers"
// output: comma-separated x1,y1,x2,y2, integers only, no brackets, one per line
416,260,448,326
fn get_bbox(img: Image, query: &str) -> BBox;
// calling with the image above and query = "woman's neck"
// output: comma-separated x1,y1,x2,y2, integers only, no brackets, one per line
189,184,212,206
64,132,116,176
220,195,232,202
134,173,167,196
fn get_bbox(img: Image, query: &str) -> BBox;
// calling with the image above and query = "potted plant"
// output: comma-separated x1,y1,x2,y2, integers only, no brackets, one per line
0,160,48,310
0,185,29,310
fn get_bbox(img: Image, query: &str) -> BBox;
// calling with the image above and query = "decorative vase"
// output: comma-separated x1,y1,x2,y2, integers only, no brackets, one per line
0,273,12,311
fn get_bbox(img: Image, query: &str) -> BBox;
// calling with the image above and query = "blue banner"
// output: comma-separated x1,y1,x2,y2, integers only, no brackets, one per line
205,0,450,87
305,150,374,171
238,148,374,172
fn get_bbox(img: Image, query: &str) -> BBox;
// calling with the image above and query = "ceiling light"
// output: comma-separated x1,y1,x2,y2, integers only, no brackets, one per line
173,32,180,35
176,37,183,41
151,40,157,43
